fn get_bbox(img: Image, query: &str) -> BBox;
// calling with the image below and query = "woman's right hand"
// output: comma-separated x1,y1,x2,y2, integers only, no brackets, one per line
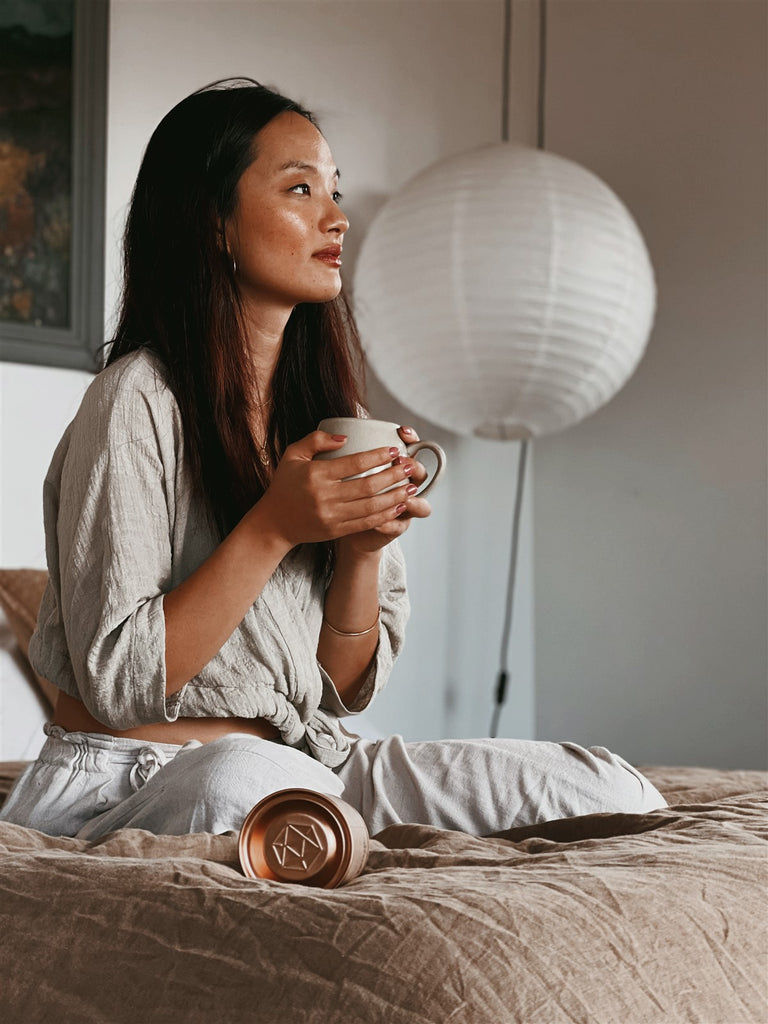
253,430,418,549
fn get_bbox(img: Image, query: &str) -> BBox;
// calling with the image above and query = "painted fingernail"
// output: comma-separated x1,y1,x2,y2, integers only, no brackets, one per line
401,463,415,475
400,426,415,435
395,503,407,514
389,447,400,457
332,434,347,441
406,484,418,496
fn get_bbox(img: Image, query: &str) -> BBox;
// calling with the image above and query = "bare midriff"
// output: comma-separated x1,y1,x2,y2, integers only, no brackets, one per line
52,690,281,744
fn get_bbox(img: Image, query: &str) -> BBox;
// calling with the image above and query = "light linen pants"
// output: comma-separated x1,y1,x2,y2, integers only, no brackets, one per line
0,725,666,840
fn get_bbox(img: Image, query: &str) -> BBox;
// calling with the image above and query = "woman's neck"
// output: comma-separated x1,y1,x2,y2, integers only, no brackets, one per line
242,302,292,394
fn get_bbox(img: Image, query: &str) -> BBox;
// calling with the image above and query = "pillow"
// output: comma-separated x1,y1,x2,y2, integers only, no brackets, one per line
0,568,57,709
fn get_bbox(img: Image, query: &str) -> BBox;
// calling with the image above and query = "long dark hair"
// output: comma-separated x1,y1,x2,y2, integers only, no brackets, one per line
107,78,364,541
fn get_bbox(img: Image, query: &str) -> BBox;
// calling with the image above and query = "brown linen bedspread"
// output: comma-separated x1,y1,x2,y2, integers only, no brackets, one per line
1,764,766,1024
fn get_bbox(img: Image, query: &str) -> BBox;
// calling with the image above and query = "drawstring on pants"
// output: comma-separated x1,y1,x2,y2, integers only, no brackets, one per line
129,747,168,792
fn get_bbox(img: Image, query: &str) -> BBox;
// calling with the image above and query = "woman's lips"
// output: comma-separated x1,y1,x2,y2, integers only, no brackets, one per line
313,246,342,267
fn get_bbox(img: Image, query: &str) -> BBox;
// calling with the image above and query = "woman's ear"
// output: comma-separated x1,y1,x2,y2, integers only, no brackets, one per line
219,221,237,276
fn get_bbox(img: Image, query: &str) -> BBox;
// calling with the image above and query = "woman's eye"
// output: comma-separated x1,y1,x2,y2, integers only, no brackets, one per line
288,183,343,203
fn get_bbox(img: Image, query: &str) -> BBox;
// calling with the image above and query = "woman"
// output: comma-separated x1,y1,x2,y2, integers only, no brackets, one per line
1,80,665,839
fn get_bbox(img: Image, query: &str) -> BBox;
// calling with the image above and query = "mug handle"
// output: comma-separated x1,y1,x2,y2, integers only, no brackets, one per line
404,441,446,497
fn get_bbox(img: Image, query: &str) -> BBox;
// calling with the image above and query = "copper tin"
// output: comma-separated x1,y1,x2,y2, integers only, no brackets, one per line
238,789,370,888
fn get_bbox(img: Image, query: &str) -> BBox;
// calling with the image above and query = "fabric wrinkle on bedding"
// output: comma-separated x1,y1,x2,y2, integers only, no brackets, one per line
0,766,765,1024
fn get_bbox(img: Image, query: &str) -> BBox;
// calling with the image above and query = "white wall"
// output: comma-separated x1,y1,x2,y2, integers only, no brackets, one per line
0,364,91,567
533,0,767,768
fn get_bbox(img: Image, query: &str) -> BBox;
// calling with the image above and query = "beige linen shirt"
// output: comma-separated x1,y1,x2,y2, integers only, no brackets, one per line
29,350,409,768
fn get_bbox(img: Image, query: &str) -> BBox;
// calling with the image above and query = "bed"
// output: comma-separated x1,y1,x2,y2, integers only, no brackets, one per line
1,569,766,1024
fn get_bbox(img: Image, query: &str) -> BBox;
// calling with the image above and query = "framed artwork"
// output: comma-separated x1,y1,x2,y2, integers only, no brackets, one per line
0,0,108,372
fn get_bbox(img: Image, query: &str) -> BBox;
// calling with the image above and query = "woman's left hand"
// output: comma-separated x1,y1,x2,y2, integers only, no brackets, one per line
335,425,432,557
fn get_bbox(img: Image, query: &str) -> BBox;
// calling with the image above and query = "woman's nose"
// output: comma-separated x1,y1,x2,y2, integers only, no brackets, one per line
322,198,349,235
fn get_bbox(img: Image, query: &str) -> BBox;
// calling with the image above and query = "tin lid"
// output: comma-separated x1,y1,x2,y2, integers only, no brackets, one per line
238,789,369,888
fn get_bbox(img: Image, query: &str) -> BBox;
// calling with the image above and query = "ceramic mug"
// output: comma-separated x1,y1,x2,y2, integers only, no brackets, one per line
316,417,446,497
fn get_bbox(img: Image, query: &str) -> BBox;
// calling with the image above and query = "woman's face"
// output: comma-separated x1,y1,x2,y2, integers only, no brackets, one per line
226,111,349,314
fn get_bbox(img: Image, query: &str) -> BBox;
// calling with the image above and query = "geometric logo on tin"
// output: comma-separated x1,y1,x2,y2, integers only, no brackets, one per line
270,820,325,873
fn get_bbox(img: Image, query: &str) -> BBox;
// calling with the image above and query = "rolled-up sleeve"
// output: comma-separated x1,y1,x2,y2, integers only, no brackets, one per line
30,365,184,728
319,541,410,716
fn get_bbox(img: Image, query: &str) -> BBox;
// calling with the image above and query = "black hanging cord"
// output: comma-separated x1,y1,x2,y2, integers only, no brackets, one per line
489,440,529,737
489,0,547,738
537,0,548,150
501,0,513,143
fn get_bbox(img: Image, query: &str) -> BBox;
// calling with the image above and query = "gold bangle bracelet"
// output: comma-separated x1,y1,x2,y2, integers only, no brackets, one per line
323,609,380,637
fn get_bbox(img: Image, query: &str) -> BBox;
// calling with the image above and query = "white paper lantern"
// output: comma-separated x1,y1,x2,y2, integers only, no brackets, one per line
353,144,656,440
